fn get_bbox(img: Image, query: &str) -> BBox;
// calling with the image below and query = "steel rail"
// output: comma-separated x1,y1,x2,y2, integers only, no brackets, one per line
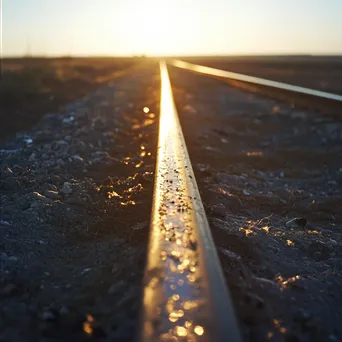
170,60,342,108
170,60,342,102
138,61,242,342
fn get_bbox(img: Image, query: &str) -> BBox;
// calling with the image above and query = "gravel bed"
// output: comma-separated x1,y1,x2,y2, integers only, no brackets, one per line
1,64,160,342
170,66,342,342
2,61,341,342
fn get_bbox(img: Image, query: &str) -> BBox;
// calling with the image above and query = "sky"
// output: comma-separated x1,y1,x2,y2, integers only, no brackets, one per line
2,0,342,56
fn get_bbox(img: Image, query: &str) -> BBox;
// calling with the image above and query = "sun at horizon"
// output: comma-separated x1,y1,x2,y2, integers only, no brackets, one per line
115,1,193,56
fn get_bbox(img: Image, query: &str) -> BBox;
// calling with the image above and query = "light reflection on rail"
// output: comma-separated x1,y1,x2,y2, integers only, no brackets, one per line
139,61,241,342
171,60,342,103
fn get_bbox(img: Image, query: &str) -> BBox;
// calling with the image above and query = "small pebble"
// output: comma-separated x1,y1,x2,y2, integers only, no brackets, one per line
72,155,84,162
61,182,73,194
62,116,75,124
0,220,10,226
328,180,338,186
43,190,59,200
8,256,19,262
32,192,52,203
42,310,55,321
211,203,226,218
81,268,92,275
285,217,307,229
1,252,9,261
327,240,338,247
60,306,69,315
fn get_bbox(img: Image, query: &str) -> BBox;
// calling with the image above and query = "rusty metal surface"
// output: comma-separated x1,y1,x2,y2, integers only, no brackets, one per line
170,60,342,103
138,61,242,341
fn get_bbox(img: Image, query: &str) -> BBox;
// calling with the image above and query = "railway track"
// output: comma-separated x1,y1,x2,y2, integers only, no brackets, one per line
2,59,341,342
138,61,342,341
169,60,342,115
139,62,242,341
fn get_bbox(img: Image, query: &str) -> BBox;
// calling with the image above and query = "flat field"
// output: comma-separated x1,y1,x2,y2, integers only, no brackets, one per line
2,56,341,142
1,57,139,140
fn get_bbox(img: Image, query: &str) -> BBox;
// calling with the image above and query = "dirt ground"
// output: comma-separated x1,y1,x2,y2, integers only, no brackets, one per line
1,59,342,342
169,65,342,342
181,56,342,95
1,62,160,342
0,57,139,141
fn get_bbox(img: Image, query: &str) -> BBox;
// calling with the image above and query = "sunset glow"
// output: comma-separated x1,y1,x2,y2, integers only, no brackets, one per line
3,0,342,56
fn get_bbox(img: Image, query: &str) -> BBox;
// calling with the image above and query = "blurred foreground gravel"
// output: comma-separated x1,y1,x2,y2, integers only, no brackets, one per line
1,63,160,342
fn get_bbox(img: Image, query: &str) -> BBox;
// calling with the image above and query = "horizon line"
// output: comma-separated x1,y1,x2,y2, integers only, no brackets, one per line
2,53,342,59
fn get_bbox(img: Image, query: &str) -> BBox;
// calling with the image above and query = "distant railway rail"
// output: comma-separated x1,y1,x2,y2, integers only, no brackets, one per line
170,60,342,114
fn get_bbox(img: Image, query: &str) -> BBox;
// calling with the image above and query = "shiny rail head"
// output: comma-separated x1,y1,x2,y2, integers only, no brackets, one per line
170,59,342,103
138,61,242,342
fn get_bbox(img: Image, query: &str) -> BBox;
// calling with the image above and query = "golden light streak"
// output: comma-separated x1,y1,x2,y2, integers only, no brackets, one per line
286,239,295,246
176,326,187,337
194,325,204,336
83,314,95,335
247,151,263,157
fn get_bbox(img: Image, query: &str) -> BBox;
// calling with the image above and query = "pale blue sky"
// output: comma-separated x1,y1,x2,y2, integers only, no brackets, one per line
2,0,342,56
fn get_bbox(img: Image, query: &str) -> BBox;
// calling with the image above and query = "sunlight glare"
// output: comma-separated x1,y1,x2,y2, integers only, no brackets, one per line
119,0,183,55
